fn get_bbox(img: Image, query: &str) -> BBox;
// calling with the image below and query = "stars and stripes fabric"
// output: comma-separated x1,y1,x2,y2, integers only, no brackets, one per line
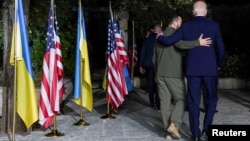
39,3,65,128
114,19,133,92
107,8,129,110
113,19,129,67
9,0,38,128
73,2,93,112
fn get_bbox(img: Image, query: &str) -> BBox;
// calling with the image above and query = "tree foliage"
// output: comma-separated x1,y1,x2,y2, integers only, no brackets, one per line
110,0,194,70
29,0,78,85
212,4,250,80
2,0,250,84
111,0,193,39
27,0,193,80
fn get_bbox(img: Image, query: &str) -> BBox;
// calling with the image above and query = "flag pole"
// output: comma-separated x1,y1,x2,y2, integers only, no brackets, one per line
110,10,119,115
73,86,90,125
45,0,64,136
100,1,116,119
73,89,90,126
130,20,135,82
129,20,137,95
72,0,90,126
12,1,18,140
100,88,115,119
45,115,64,137
12,20,17,141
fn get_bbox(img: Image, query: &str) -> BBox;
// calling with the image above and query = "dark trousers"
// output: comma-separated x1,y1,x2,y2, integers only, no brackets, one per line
145,66,160,107
187,76,218,138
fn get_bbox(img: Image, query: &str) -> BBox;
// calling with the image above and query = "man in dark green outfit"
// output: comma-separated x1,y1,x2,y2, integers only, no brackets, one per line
152,14,211,140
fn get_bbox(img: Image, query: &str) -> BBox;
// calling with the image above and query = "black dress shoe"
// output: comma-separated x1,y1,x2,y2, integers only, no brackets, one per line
200,130,208,141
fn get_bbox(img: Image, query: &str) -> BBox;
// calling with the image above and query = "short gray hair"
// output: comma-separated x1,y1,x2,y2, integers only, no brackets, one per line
193,6,207,12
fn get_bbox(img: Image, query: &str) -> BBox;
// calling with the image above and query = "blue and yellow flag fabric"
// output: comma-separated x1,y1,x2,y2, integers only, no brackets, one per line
9,0,38,128
73,2,93,111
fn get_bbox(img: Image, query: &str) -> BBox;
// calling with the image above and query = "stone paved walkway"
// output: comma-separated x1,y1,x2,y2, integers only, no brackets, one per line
0,88,250,141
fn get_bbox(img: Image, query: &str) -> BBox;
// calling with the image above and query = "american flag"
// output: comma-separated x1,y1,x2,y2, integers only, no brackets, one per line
39,4,65,128
107,9,129,110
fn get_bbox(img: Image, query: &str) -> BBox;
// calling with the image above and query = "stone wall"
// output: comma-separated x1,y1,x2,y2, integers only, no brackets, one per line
218,77,250,89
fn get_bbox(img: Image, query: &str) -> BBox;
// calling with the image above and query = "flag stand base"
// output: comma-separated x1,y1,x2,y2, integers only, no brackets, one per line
111,109,119,115
45,129,64,137
73,119,90,126
100,113,116,119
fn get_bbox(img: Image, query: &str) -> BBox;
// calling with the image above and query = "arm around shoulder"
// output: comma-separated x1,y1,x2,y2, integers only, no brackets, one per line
174,40,199,49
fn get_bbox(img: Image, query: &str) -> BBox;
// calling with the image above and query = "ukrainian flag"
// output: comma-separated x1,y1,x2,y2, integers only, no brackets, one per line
73,2,93,111
9,0,38,128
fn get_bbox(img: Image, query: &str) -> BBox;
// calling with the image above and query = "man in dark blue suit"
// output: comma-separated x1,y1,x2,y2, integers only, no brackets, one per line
156,1,225,140
140,24,162,110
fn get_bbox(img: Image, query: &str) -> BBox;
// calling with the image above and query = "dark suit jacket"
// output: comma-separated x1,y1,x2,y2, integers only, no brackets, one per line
157,16,225,76
140,32,157,68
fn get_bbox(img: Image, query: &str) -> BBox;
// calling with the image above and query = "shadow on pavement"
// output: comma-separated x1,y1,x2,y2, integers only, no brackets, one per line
218,89,250,109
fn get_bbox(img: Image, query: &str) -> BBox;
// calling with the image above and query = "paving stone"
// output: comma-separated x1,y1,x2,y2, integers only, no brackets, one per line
0,89,250,141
